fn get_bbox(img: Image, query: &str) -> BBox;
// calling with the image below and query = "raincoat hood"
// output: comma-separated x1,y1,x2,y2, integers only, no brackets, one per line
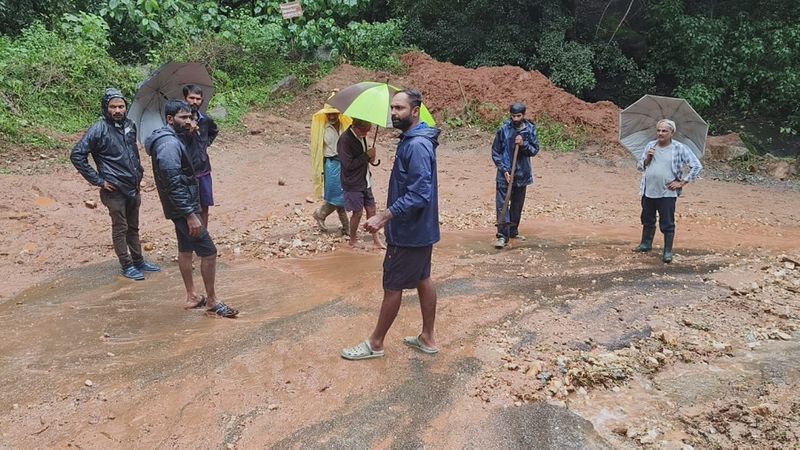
102,88,129,122
144,125,177,156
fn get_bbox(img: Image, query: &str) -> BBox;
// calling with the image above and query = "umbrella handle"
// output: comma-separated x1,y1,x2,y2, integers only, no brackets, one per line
370,159,381,166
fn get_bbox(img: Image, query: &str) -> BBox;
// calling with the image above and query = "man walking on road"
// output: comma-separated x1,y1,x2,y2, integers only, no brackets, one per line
341,89,441,360
145,100,239,318
492,102,540,249
338,118,384,248
71,88,161,280
183,84,219,229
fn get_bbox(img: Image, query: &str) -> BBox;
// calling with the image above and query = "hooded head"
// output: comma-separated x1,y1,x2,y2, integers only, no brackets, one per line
509,102,526,128
102,88,129,123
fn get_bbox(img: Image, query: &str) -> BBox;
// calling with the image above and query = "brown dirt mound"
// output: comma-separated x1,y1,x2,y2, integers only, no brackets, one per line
287,51,625,156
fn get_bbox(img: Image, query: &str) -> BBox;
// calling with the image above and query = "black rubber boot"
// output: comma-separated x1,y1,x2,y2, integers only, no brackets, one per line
662,232,675,263
633,227,656,252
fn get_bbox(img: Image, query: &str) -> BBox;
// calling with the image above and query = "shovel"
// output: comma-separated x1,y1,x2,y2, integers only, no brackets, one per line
496,143,520,236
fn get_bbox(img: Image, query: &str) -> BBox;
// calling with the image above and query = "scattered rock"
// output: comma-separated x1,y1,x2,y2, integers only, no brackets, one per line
84,200,97,209
84,379,93,387
143,242,155,252
268,404,279,411
638,428,659,445
278,178,286,186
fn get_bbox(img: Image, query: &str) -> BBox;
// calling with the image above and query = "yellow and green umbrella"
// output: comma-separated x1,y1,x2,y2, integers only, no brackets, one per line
326,81,436,128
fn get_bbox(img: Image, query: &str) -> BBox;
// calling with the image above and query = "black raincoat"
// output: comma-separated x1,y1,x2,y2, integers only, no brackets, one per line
71,89,143,198
144,125,200,220
186,111,218,175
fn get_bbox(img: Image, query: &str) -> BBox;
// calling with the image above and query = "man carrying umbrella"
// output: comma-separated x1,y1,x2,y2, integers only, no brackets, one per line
310,104,350,234
341,89,441,360
338,118,384,249
492,102,540,249
71,88,161,281
634,119,702,263
183,84,218,229
144,99,239,317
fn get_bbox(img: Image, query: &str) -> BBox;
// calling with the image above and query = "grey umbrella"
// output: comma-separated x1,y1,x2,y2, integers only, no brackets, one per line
619,95,708,160
128,62,214,143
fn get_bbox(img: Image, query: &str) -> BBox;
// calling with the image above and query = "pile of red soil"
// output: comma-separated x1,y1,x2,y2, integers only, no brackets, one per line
288,52,625,156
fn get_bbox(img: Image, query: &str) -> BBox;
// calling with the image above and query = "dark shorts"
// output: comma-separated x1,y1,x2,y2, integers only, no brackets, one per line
344,188,376,212
383,245,433,291
173,217,217,257
197,173,214,207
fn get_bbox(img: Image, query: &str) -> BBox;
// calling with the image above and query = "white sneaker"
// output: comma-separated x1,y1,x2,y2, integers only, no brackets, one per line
494,237,507,249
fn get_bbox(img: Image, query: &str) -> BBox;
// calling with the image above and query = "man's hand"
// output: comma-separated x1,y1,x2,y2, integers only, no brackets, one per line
515,135,523,145
102,181,117,192
364,210,393,233
667,180,687,191
187,213,203,237
644,147,656,166
189,120,199,134
504,171,512,184
367,146,376,163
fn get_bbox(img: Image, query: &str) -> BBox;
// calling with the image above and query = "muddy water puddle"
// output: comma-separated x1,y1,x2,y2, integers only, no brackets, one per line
0,229,792,447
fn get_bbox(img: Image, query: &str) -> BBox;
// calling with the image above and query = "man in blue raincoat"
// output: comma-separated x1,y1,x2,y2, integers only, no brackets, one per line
492,102,540,249
341,88,441,360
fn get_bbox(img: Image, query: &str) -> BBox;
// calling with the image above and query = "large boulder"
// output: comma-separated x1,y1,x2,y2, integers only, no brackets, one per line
705,133,750,161
271,75,299,98
765,158,797,180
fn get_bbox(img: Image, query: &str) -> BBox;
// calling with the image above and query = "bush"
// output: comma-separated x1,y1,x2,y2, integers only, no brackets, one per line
342,19,408,72
0,15,139,142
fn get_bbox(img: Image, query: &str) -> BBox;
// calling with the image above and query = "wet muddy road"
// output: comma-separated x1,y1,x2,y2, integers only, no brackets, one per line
4,222,796,448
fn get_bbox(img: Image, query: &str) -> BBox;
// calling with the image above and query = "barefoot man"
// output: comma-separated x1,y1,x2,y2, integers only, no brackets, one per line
144,100,239,318
338,118,384,248
341,89,441,360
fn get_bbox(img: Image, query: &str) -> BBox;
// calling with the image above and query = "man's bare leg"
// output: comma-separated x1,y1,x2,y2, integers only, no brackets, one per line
349,210,363,247
178,251,201,308
368,289,403,351
200,254,219,307
365,206,386,249
416,277,438,349
200,206,209,229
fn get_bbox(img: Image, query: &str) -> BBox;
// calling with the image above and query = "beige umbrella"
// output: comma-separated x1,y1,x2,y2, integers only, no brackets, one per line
619,95,708,160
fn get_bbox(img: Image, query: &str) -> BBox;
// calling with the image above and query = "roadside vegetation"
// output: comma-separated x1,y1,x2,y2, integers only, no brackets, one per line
0,0,798,156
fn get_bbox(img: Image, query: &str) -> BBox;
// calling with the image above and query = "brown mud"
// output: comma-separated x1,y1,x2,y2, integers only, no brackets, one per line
1,54,800,448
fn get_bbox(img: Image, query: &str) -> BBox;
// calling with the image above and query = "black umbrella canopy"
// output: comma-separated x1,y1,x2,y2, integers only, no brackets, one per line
128,62,214,143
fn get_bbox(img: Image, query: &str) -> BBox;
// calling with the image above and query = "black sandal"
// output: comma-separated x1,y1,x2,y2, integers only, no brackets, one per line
207,301,239,318
193,295,208,309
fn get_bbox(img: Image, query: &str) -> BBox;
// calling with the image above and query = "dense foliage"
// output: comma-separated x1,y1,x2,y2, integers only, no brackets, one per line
0,0,407,147
0,0,798,152
390,0,800,134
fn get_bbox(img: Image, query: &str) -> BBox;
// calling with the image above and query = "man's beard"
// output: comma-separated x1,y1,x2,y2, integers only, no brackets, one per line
392,115,413,131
